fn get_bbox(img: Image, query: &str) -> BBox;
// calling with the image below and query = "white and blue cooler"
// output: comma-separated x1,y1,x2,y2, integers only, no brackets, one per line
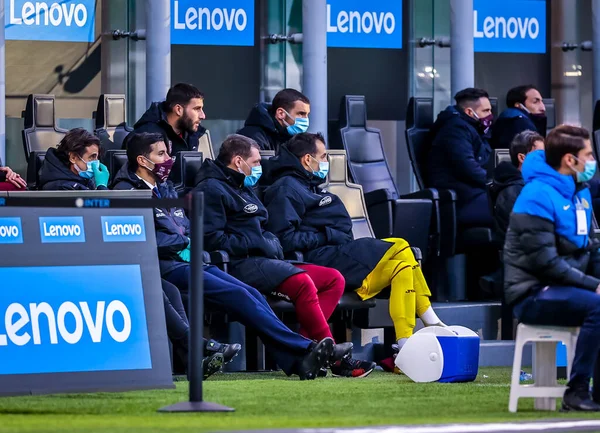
395,326,480,383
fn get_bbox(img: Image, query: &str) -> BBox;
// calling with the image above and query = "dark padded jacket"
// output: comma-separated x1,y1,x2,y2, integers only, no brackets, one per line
39,147,105,191
193,158,303,292
111,162,190,275
237,102,292,152
426,105,492,204
504,150,600,306
491,161,524,245
490,107,547,150
133,102,206,156
263,146,392,290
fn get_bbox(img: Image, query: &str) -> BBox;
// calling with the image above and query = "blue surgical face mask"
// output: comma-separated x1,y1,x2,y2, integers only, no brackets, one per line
284,110,309,135
240,160,262,188
75,157,98,180
310,156,329,179
571,155,597,183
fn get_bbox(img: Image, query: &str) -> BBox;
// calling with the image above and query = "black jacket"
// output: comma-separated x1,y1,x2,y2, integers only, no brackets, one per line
490,161,524,245
490,107,547,150
193,158,302,292
39,147,105,191
426,105,492,204
237,103,292,152
133,102,206,156
112,163,190,275
263,146,392,289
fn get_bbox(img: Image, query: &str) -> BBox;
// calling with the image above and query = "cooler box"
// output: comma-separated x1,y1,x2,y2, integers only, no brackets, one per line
395,326,480,383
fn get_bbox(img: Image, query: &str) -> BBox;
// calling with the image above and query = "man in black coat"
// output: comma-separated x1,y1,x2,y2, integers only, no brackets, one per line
426,88,493,228
112,132,338,381
490,85,547,150
263,132,445,354
237,89,310,152
491,130,544,245
193,134,373,378
505,125,600,411
132,83,207,156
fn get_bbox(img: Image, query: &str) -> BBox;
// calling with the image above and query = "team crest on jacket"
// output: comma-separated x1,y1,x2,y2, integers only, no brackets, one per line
319,196,332,207
582,198,590,209
155,209,166,218
244,203,258,213
174,209,185,218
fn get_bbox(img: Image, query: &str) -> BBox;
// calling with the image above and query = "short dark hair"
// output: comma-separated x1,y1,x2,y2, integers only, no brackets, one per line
217,134,260,164
55,128,101,164
285,132,325,158
545,124,590,169
164,83,204,113
454,88,489,110
509,130,544,167
506,85,539,108
270,89,310,115
125,132,165,170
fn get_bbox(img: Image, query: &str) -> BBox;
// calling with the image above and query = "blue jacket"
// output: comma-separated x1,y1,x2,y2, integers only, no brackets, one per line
426,105,492,204
111,162,190,276
503,150,600,305
490,107,546,150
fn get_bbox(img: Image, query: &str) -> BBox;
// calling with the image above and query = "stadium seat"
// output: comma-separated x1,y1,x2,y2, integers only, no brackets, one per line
489,97,499,120
26,150,46,190
494,149,511,167
543,98,556,133
103,149,128,181
171,151,204,195
21,94,69,161
593,101,600,160
335,95,435,259
93,94,133,151
198,130,215,160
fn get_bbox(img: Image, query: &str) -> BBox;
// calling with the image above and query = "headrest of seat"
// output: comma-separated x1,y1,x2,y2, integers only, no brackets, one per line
24,94,57,129
95,94,127,129
489,97,498,119
327,150,349,183
593,100,600,132
543,98,556,129
340,95,367,128
405,97,433,130
259,150,276,160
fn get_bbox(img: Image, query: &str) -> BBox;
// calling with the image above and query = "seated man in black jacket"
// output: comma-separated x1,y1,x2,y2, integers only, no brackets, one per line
263,133,446,355
112,132,337,380
490,85,547,150
505,125,600,411
491,130,544,244
426,88,493,228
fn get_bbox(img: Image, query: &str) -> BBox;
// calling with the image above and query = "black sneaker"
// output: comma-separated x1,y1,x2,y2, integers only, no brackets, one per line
562,385,600,411
331,357,376,378
298,337,334,380
202,353,224,380
205,339,242,364
330,342,353,364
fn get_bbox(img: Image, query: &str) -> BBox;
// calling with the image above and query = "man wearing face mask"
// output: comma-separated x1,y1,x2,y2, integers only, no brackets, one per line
490,85,547,150
427,88,494,228
113,132,343,381
505,125,600,412
132,83,207,155
263,133,446,358
194,134,376,378
237,89,310,152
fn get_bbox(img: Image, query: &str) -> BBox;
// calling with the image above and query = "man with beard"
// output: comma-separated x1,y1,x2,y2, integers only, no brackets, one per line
132,83,206,155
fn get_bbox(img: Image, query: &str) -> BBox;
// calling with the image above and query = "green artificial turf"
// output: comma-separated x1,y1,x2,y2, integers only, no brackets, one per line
0,368,596,433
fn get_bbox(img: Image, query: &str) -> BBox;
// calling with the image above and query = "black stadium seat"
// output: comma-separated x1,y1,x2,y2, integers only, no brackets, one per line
21,94,68,161
93,94,133,151
334,95,435,259
26,151,46,190
172,151,204,195
102,149,128,182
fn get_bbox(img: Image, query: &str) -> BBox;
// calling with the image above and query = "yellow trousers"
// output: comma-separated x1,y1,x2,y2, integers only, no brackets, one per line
355,238,432,340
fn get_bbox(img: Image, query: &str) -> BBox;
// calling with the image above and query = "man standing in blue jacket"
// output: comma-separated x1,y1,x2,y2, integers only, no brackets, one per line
505,125,600,411
491,85,547,150
426,88,493,228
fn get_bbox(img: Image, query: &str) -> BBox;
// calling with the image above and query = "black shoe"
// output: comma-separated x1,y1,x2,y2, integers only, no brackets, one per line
205,339,242,364
331,357,377,378
562,385,600,411
330,342,353,365
317,368,328,377
202,353,224,380
299,337,334,380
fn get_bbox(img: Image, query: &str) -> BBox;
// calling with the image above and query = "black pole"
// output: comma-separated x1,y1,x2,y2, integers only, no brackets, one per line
159,192,234,413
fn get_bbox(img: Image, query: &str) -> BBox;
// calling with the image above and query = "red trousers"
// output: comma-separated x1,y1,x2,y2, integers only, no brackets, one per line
0,182,19,191
276,264,345,342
